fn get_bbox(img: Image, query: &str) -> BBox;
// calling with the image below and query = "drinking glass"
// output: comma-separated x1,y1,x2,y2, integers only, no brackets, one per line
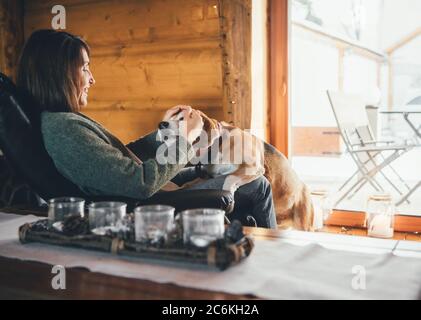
88,202,127,235
134,205,175,244
182,208,225,248
48,197,85,225
366,194,395,239
310,190,332,231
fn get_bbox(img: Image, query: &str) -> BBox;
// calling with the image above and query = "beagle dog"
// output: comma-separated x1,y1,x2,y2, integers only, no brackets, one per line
158,109,314,231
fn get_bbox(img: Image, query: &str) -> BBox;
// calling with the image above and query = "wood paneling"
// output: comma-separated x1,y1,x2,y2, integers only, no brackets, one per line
219,0,252,129
0,0,24,80
83,107,224,143
24,0,225,143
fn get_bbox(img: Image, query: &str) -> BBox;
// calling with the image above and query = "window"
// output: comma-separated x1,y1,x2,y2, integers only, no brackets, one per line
289,0,421,215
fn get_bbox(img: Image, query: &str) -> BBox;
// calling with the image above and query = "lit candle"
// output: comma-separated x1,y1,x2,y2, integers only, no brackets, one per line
313,205,324,231
311,190,330,231
368,214,394,239
366,194,395,239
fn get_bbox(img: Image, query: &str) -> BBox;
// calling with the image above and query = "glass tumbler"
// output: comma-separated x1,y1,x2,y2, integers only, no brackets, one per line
88,202,127,235
366,194,395,239
310,190,332,231
182,209,225,248
48,197,85,225
134,205,175,244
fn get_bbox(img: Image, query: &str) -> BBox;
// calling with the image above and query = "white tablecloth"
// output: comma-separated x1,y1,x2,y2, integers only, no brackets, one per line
0,212,420,300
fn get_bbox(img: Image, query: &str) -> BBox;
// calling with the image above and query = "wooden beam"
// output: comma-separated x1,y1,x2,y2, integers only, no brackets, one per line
386,28,421,109
219,0,252,129
0,0,24,80
269,0,289,157
386,27,421,55
293,20,385,62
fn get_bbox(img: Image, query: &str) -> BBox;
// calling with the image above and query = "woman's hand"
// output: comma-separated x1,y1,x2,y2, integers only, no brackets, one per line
162,105,192,122
163,105,204,144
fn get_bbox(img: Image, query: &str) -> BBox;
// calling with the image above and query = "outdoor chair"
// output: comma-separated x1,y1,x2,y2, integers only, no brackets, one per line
327,90,416,207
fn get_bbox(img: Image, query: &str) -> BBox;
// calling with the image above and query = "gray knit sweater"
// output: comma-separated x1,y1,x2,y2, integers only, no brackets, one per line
41,112,194,199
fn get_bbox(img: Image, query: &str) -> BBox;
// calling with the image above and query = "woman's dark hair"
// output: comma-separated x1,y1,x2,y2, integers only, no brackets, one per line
17,29,90,113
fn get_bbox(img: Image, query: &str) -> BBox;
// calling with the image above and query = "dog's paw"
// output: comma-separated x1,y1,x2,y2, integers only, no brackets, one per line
222,176,240,194
160,181,183,192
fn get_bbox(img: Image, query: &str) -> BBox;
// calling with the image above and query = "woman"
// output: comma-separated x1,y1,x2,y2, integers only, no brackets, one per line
17,29,277,229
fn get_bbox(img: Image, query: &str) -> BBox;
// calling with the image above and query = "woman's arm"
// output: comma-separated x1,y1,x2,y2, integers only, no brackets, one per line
42,116,195,200
126,130,162,162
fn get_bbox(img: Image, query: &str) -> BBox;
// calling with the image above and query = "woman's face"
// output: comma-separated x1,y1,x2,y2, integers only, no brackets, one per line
78,49,95,108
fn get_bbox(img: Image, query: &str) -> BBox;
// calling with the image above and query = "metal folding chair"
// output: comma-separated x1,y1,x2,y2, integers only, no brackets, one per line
327,91,415,207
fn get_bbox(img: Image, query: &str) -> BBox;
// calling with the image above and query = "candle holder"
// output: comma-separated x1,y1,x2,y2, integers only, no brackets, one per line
310,190,332,231
88,202,127,236
365,194,395,239
134,205,175,245
48,197,85,227
181,208,225,248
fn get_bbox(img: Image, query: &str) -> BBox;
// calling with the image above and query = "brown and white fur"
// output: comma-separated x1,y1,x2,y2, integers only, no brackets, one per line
158,109,314,231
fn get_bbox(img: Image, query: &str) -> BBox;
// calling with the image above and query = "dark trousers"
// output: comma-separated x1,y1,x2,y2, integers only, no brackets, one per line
172,167,277,229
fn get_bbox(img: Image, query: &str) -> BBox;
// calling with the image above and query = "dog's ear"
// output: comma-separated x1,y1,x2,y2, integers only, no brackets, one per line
198,110,218,134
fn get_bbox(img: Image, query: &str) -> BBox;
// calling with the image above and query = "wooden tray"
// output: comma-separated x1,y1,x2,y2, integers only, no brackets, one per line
19,217,254,271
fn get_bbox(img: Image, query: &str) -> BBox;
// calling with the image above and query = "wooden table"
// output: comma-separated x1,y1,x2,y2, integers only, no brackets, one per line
0,208,273,300
0,208,420,299
0,256,257,300
380,109,421,139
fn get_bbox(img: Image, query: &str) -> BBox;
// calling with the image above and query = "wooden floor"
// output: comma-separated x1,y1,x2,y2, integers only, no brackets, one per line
323,209,421,242
321,225,421,242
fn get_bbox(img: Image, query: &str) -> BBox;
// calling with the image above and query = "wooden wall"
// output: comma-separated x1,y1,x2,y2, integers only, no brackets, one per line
24,0,226,143
0,0,24,81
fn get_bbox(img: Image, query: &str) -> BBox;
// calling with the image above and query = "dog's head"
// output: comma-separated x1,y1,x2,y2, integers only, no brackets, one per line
157,108,189,143
157,108,221,146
